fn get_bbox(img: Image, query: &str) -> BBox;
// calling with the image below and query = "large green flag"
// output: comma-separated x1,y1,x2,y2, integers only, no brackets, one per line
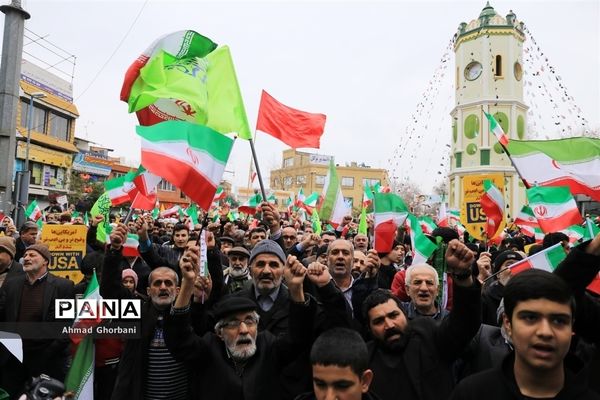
91,192,111,243
128,46,251,140
312,209,322,236
358,207,368,235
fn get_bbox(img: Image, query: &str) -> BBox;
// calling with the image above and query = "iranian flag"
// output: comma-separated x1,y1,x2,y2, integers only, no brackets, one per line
510,243,567,275
213,186,226,202
104,174,136,206
239,193,262,215
561,225,584,244
160,204,181,218
406,214,437,264
373,192,409,253
123,234,140,257
506,137,600,200
136,120,234,211
65,271,101,399
319,160,351,227
480,180,504,239
185,203,200,226
418,215,438,235
25,200,42,221
514,205,539,228
527,186,583,233
583,217,600,241
300,192,319,215
484,111,509,146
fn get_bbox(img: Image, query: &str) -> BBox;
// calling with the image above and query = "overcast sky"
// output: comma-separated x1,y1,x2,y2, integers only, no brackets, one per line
3,0,599,193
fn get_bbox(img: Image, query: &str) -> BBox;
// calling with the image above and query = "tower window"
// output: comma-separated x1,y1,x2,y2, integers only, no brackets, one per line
495,55,502,77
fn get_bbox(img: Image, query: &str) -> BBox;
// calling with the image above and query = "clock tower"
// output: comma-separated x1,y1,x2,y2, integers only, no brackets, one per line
449,2,528,240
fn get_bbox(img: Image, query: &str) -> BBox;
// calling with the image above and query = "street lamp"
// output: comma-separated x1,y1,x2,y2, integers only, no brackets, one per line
25,91,46,172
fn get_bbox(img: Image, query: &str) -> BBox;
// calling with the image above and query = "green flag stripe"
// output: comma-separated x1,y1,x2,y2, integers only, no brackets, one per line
507,137,600,162
136,121,233,162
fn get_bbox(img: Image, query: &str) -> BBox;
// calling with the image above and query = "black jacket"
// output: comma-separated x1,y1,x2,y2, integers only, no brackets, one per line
481,279,504,326
0,260,24,288
449,353,600,400
367,280,482,400
0,272,74,395
164,293,317,400
554,240,600,345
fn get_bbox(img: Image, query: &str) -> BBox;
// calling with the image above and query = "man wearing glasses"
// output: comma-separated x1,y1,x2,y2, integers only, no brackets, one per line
165,240,340,400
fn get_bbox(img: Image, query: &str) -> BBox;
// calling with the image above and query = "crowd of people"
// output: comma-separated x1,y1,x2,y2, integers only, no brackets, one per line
0,200,598,400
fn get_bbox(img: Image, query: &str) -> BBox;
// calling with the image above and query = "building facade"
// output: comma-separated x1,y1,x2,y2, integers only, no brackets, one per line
270,149,388,212
449,3,528,239
16,60,79,206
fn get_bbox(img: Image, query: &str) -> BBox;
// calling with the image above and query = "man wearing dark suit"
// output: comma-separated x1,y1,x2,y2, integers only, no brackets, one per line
0,243,74,396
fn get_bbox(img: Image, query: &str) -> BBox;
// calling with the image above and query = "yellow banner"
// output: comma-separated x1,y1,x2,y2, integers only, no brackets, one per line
460,174,506,240
16,141,72,168
40,225,86,283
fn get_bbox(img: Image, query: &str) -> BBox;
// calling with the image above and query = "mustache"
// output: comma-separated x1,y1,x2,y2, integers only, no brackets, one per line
258,273,274,280
236,335,253,345
384,327,403,340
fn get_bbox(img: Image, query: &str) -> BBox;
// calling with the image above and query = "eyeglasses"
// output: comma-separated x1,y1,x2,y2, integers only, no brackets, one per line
222,317,258,330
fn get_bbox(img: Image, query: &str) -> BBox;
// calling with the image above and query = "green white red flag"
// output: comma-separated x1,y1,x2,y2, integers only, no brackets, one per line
25,200,42,221
510,243,566,275
239,193,262,215
136,121,234,211
104,174,136,206
319,160,351,227
506,137,600,201
123,234,141,257
514,205,539,228
160,204,181,218
213,186,226,202
121,30,252,140
484,111,509,146
373,192,409,253
65,271,101,399
406,214,437,264
561,225,584,244
417,215,438,235
527,186,583,233
480,180,504,239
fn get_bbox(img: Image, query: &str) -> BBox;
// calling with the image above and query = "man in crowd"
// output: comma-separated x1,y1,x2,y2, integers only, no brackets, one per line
402,263,448,320
14,221,38,262
450,269,598,399
0,237,24,288
0,243,74,396
223,246,252,295
137,220,189,273
281,226,299,251
352,250,368,278
248,227,267,249
296,328,377,400
100,223,223,399
481,250,523,326
353,233,369,254
378,242,405,289
363,239,480,400
164,239,336,400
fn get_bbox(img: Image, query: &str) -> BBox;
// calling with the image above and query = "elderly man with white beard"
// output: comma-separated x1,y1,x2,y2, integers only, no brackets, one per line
164,241,335,400
222,246,253,295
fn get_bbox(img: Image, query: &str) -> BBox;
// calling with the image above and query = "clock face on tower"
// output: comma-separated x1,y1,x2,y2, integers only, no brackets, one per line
514,62,523,81
464,61,483,81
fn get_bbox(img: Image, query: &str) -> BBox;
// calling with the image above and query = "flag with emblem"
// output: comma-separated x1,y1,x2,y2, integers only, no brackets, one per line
484,111,509,146
406,214,437,264
418,215,437,235
527,186,583,233
239,193,262,215
506,137,600,201
480,180,504,239
25,200,42,221
373,192,409,253
136,121,234,211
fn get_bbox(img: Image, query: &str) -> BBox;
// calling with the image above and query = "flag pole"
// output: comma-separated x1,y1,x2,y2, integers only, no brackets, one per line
248,135,268,201
482,105,530,189
123,207,135,225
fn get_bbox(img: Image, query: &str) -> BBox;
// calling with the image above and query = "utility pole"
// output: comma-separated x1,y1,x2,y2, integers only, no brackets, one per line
0,1,30,218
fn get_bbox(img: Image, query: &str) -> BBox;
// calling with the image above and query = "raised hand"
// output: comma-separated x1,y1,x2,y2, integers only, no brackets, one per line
307,261,332,287
180,245,200,283
192,275,212,303
476,251,492,283
109,223,128,251
135,217,149,242
364,249,381,278
284,254,306,303
445,239,475,286
261,202,281,231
